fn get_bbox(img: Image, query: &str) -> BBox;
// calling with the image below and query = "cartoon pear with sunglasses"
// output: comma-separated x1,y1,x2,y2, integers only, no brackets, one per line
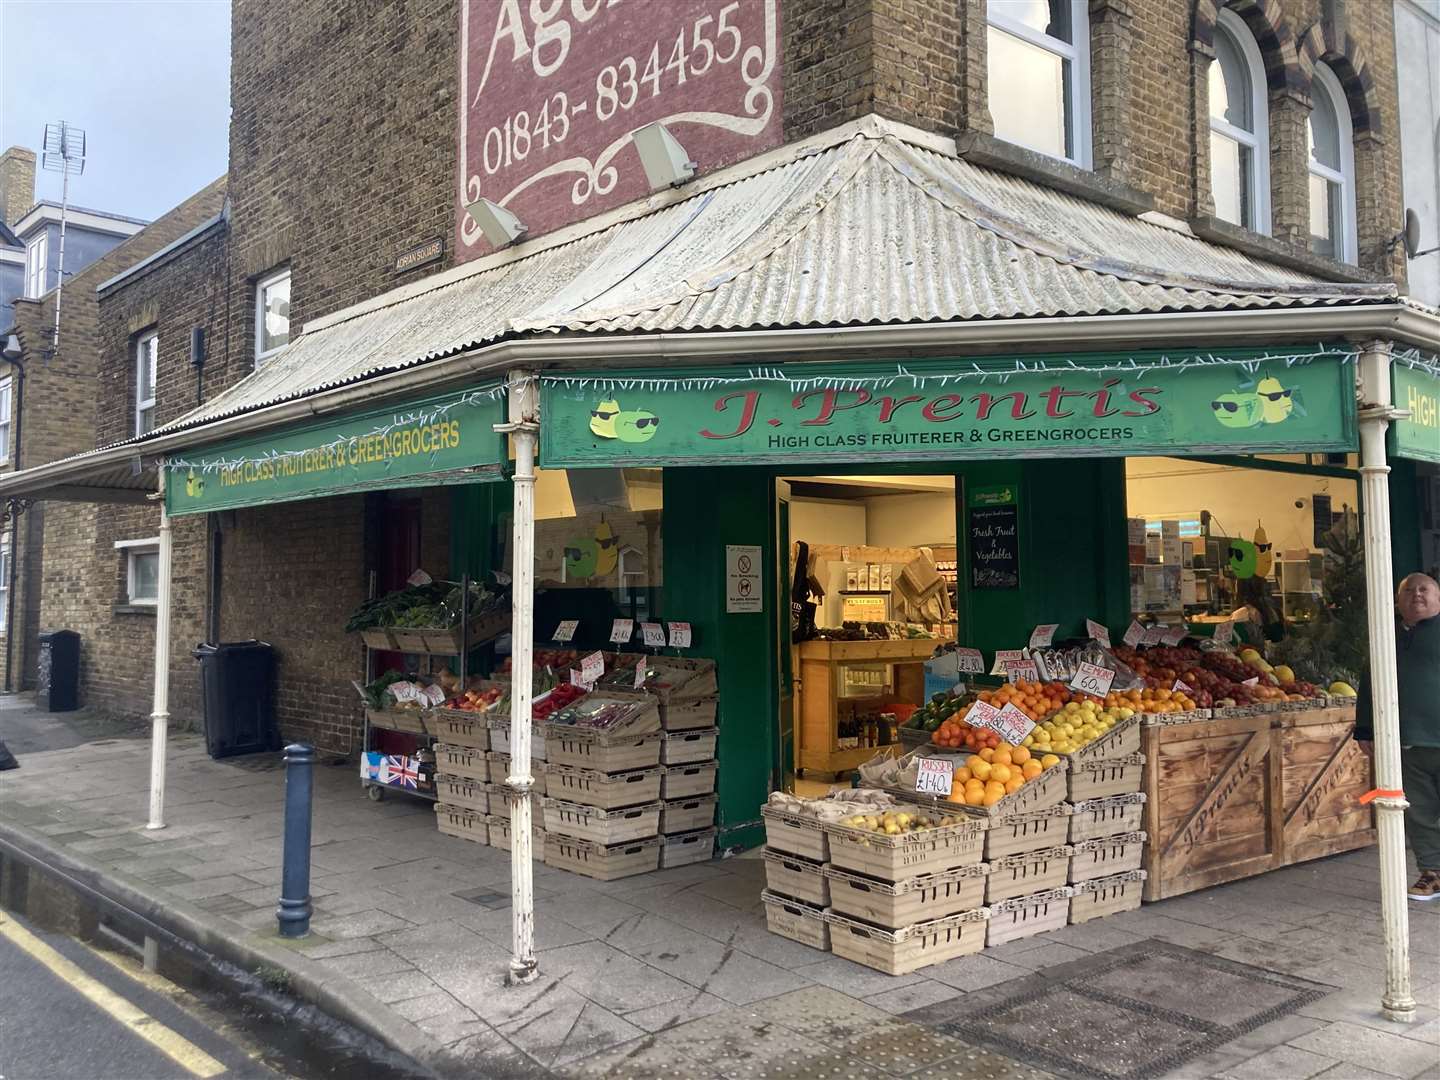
1255,376,1294,424
590,399,621,439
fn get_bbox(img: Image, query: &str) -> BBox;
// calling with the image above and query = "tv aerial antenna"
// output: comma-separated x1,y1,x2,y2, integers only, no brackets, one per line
41,121,86,360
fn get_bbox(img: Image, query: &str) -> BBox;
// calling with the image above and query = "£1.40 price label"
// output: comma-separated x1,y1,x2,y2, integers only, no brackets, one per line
1069,661,1116,698
915,756,956,796
1004,659,1040,684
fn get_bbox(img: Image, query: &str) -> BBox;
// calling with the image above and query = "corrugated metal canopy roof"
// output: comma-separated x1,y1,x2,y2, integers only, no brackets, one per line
147,123,1398,438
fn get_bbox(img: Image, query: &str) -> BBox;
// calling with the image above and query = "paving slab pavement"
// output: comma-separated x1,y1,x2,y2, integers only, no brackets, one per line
2,697,1438,1078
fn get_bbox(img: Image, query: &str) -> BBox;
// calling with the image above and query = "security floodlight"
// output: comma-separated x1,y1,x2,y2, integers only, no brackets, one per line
465,198,527,247
631,122,696,190
2,334,20,361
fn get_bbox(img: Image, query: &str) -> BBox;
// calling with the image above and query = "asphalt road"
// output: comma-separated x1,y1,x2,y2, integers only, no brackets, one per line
0,909,287,1080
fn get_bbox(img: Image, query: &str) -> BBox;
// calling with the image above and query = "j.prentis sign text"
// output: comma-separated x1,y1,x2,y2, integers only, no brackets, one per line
457,0,782,259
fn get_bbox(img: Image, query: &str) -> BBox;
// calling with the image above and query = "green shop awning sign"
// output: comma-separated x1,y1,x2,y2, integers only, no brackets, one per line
539,348,1358,467
164,386,506,516
1391,358,1440,464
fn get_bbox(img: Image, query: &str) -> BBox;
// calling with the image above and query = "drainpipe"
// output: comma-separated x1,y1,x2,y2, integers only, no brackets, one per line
496,371,539,985
1355,339,1415,1023
4,351,24,692
147,459,173,831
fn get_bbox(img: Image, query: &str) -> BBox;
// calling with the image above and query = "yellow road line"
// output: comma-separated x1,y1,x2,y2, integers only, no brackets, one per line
0,912,227,1078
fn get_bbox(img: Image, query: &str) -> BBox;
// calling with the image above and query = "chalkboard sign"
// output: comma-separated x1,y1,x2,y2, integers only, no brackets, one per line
969,504,1020,589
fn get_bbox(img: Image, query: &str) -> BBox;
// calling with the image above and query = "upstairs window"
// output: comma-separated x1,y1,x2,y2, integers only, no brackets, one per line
255,268,291,364
24,233,47,298
0,378,11,465
1307,63,1357,263
1208,10,1270,233
986,0,1091,166
135,331,158,436
115,538,160,606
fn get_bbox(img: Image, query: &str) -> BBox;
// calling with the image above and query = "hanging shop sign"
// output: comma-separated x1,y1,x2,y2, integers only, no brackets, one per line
164,387,507,516
456,0,782,260
1390,358,1440,464
539,348,1358,467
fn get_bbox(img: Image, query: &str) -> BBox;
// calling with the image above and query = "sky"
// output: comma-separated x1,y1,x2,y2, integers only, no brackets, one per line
0,0,231,222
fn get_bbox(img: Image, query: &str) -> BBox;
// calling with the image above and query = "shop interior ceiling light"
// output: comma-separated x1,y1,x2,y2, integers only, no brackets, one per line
465,198,527,247
632,122,696,190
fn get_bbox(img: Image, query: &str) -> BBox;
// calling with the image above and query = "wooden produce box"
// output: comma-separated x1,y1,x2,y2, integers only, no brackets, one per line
661,828,716,868
1069,832,1147,884
761,806,830,862
434,775,490,814
661,728,718,765
360,628,398,651
986,888,1072,946
544,834,660,881
434,803,490,845
662,795,716,835
424,710,491,749
824,863,988,929
542,798,661,845
485,754,547,796
762,849,831,907
1276,705,1375,867
1054,714,1141,763
825,815,985,881
488,720,547,762
761,890,830,952
826,908,988,975
1067,793,1146,844
546,728,662,773
367,707,427,735
661,763,718,800
422,613,511,654
435,743,488,783
984,805,1072,860
546,764,663,809
1068,753,1145,801
985,846,1073,904
388,628,433,653
1070,870,1146,924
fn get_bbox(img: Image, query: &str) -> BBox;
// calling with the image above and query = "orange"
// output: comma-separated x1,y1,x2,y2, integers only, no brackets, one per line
946,791,964,803
970,760,992,782
954,766,972,784
989,763,1012,784
1022,760,1043,779
1011,746,1031,765
1005,776,1024,794
979,747,995,763
992,749,1013,767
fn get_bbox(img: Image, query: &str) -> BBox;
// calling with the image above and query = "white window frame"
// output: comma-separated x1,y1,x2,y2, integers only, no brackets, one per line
1308,62,1357,264
254,267,291,365
985,0,1093,169
0,534,10,629
24,233,47,298
1209,9,1271,234
135,330,158,437
115,537,160,607
0,377,12,466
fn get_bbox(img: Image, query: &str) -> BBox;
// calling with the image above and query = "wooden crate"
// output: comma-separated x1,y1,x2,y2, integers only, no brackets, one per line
367,707,427,735
761,890,830,951
824,863,987,929
661,729,719,765
1067,793,1147,844
984,805,1072,860
986,888,1072,946
1054,714,1142,763
425,710,491,748
544,835,660,881
826,909,988,975
661,763,718,800
985,846,1073,904
546,764,663,809
389,628,432,653
1068,753,1145,801
541,799,662,846
360,628,398,651
547,729,662,772
762,849,831,907
434,744,488,783
434,775,490,814
1276,706,1375,867
661,795,716,835
1141,714,1279,902
1069,832,1146,883
825,815,985,881
661,828,716,868
761,806,830,862
1070,871,1146,924
434,804,490,844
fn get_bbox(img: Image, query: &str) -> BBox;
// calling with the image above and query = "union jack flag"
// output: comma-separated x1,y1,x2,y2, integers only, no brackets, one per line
386,755,419,788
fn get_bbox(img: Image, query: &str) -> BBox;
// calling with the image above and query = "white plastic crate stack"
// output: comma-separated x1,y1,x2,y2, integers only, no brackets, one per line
1058,713,1148,925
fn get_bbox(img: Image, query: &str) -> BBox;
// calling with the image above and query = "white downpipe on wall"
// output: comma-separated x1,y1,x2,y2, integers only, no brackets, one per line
498,372,539,985
1356,340,1415,1023
146,463,174,831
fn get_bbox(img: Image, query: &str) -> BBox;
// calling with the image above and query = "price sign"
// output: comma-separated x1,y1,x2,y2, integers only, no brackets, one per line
1161,626,1187,646
1212,620,1235,646
421,684,447,707
634,660,648,689
1142,625,1167,646
1004,658,1040,683
1173,679,1194,695
915,756,956,796
390,682,424,705
610,619,635,644
1242,676,1259,687
962,700,1001,729
1029,624,1059,649
1122,620,1145,647
990,702,1037,744
580,651,605,683
1086,619,1111,649
954,647,985,674
1069,661,1116,698
552,619,579,642
991,649,1025,675
569,668,594,690
639,622,666,648
406,569,433,586
667,622,693,648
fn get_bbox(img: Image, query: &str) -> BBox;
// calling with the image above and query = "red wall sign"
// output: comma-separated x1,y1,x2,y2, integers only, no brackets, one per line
456,0,783,260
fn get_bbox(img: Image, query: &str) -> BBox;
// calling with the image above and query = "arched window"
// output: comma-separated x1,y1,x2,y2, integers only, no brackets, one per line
1307,62,1357,263
986,0,1091,167
1209,9,1270,233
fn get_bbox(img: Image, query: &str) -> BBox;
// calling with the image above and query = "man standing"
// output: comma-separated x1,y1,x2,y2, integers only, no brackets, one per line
1356,573,1440,899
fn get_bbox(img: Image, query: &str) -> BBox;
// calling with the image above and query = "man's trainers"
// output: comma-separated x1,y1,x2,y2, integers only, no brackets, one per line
1409,871,1440,900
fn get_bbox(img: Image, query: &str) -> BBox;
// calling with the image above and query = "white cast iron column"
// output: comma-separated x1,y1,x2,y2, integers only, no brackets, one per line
147,462,174,830
497,372,539,984
1356,339,1415,1022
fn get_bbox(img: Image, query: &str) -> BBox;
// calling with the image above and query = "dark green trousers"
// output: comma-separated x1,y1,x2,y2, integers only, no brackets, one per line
1402,746,1440,871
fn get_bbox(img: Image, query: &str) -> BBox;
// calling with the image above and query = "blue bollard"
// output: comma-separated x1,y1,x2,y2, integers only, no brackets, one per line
276,742,315,938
